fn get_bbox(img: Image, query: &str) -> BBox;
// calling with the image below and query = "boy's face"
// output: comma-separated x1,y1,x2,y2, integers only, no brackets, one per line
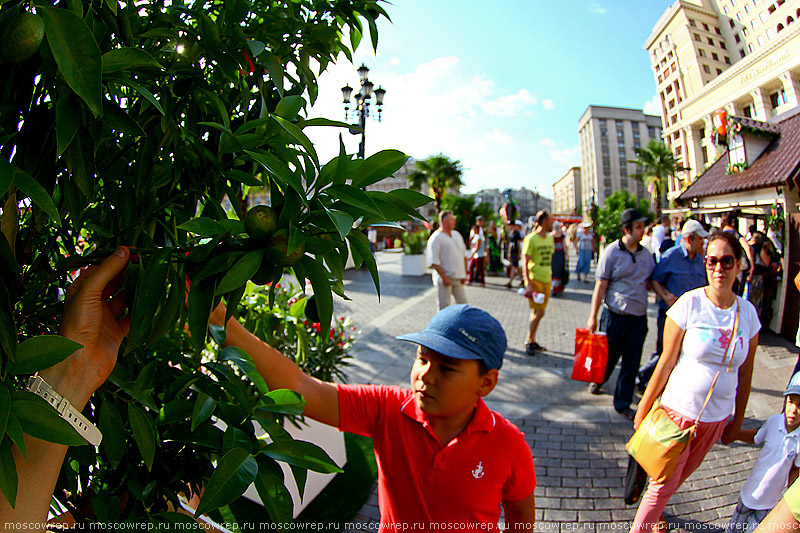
786,394,800,432
410,346,498,419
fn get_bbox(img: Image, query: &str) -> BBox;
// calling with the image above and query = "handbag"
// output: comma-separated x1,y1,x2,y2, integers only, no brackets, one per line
571,328,608,383
623,455,648,505
626,301,740,484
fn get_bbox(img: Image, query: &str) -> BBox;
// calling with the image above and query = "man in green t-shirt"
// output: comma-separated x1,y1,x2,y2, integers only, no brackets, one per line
522,210,554,356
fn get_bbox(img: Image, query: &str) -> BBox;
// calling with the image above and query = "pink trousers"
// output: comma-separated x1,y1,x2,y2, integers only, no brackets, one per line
631,406,729,531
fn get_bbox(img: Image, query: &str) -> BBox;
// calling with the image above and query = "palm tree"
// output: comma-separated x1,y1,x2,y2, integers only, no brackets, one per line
409,154,464,219
629,140,689,219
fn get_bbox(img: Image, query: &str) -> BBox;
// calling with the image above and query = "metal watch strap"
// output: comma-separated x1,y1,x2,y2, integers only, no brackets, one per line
26,375,103,446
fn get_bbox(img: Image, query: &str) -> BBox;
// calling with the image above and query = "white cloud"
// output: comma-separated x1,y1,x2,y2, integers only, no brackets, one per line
484,129,514,145
539,138,558,148
589,3,608,15
643,94,663,117
540,139,581,167
388,57,400,66
542,99,555,110
483,89,538,116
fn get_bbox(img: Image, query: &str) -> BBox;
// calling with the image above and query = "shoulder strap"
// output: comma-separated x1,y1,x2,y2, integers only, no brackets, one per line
694,300,740,424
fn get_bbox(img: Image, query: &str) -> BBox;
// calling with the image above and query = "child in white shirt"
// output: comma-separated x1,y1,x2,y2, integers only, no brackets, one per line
725,372,800,533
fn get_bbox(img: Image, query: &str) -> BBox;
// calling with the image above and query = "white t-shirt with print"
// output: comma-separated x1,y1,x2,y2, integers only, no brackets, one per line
740,414,800,509
661,287,761,423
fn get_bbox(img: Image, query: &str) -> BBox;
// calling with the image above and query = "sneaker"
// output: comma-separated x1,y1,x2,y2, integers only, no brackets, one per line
588,383,601,395
525,343,537,356
616,407,636,421
531,342,546,352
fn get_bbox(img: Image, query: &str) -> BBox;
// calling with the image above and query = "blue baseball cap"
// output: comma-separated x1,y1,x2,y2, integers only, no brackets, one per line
396,304,507,370
786,372,800,396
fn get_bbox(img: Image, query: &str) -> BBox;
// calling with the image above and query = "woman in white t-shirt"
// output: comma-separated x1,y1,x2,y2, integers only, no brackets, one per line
632,231,761,531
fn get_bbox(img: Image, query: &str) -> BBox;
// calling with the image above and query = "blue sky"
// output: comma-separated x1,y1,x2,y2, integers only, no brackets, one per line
307,0,676,196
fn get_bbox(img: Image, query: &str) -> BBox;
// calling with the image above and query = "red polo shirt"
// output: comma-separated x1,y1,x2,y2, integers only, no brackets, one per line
336,384,535,529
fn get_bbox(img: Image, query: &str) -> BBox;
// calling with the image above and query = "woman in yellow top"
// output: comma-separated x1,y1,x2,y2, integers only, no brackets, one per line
522,210,554,355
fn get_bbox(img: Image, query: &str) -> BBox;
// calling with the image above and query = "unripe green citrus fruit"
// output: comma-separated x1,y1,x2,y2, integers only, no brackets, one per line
244,205,278,242
266,229,305,266
250,259,275,286
1,13,45,63
304,295,319,322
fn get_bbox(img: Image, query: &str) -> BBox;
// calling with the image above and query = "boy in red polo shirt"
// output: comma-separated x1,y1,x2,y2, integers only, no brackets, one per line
211,303,536,530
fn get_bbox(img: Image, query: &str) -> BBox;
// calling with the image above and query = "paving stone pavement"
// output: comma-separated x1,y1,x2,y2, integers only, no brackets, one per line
332,250,795,532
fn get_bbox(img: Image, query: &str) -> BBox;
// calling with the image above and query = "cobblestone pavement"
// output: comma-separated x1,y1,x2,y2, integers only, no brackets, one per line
333,250,796,532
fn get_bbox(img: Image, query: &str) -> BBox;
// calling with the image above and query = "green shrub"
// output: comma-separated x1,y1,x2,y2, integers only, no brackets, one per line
402,229,429,255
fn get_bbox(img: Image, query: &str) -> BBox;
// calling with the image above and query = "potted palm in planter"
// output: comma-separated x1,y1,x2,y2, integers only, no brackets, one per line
401,230,429,276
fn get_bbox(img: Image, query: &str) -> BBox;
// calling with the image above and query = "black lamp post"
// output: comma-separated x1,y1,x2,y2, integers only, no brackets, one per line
341,64,386,159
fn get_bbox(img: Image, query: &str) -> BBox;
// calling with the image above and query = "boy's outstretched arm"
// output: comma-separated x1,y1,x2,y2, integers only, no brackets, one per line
210,304,340,427
503,493,535,532
734,428,758,444
789,465,799,488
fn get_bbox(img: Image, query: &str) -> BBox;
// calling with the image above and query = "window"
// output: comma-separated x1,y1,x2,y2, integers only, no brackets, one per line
747,42,753,51
745,4,751,13
737,12,743,20
708,37,715,44
757,34,766,45
760,11,768,22
703,22,710,30
740,48,747,57
668,99,675,109
712,52,719,60
703,64,711,73
717,68,723,74
743,27,749,36
720,41,727,48
689,18,696,26
668,51,674,59
694,33,702,41
731,0,737,5
666,84,673,94
716,27,722,34
648,126,657,138
770,89,787,108
777,23,785,32
724,5,731,13
788,15,794,24
752,19,759,29
699,48,706,56
767,27,776,38
725,56,732,64
735,33,741,42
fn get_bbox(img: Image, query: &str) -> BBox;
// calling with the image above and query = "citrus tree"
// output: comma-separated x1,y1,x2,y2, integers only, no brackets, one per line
0,0,430,525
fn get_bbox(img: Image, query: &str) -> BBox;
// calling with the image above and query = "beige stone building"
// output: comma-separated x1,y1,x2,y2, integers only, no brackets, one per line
645,0,800,198
552,167,582,215
578,106,663,211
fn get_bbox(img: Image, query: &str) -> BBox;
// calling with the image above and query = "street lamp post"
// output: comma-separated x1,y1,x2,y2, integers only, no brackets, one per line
341,64,386,159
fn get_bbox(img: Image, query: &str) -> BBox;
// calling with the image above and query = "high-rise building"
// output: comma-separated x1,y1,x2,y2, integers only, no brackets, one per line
473,188,551,222
552,167,582,215
578,106,663,211
645,0,800,199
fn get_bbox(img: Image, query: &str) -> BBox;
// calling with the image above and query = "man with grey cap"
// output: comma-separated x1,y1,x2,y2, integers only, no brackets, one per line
586,207,655,420
209,303,536,529
637,219,709,391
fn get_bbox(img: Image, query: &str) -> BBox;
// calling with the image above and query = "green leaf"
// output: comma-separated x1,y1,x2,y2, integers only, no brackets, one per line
194,252,243,284
12,170,61,223
178,217,226,237
272,115,318,169
0,385,10,439
108,77,164,115
128,404,157,471
5,415,24,459
129,248,172,346
99,400,126,468
194,448,257,517
146,269,184,346
367,190,423,221
348,231,380,298
244,150,305,197
323,207,354,241
219,346,269,396
40,6,103,117
65,129,95,197
301,256,332,335
191,392,216,431
261,439,342,474
0,163,11,197
0,438,17,509
350,150,409,188
11,392,85,446
298,118,351,129
225,169,262,187
253,455,293,526
101,99,146,138
287,224,307,256
187,279,215,352
55,94,79,156
326,184,383,217
334,134,349,185
7,335,83,375
388,188,434,210
0,280,17,362
255,390,305,416
102,48,163,73
216,250,263,295
274,95,304,121
263,52,284,97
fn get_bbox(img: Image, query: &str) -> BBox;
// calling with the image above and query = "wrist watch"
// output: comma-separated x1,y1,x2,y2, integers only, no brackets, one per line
26,375,103,446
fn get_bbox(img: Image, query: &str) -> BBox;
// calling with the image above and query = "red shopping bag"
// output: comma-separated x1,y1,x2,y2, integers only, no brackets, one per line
571,328,608,383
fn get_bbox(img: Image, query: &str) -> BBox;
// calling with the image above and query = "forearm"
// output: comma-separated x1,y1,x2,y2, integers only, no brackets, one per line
588,281,607,321
431,263,446,278
651,280,671,302
736,428,758,444
503,494,535,532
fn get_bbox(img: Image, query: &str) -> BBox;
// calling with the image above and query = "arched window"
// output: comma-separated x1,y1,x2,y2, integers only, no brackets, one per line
796,8,800,17
777,23,785,32
788,15,795,24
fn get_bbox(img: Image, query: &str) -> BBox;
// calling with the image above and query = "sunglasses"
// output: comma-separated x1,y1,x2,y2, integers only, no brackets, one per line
704,255,736,271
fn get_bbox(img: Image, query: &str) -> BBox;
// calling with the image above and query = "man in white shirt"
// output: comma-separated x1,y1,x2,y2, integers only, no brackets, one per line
427,210,468,310
651,215,671,261
368,226,378,254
